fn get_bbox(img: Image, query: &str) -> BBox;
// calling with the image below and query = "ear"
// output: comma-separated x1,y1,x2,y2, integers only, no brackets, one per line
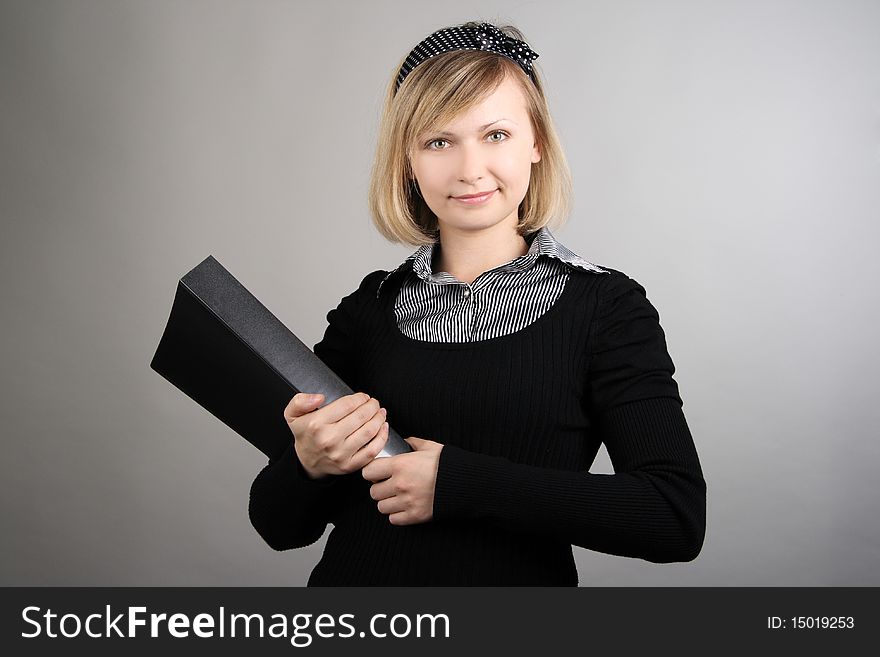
532,140,541,164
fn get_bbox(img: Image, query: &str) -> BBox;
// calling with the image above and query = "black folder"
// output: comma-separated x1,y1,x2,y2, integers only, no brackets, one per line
150,255,412,461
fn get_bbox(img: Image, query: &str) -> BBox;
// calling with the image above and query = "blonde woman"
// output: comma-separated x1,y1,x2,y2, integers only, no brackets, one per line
249,21,706,586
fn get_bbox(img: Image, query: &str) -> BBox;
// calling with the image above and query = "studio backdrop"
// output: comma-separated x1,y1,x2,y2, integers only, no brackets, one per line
1,0,877,586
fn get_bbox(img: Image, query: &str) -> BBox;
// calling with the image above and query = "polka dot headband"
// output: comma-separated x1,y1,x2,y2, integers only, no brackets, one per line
395,22,540,94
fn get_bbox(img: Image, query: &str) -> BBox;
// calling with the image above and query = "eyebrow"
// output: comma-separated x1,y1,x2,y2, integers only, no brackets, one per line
430,119,517,138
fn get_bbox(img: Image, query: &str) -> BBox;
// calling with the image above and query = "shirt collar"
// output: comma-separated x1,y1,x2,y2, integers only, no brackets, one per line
376,226,608,299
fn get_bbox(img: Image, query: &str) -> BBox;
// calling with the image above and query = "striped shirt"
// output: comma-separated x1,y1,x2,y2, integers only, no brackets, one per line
376,226,610,342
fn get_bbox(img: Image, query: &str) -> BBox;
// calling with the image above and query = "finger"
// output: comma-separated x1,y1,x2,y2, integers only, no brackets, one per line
343,405,387,454
377,497,406,516
284,392,324,422
362,447,394,481
369,476,395,501
331,395,382,440
388,511,410,526
349,422,389,471
315,392,374,425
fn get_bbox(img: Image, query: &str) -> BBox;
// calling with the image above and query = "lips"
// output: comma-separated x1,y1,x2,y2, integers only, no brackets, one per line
452,189,497,200
452,189,497,205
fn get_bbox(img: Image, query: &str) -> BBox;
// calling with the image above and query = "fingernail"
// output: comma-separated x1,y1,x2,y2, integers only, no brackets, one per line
381,408,387,417
383,422,389,431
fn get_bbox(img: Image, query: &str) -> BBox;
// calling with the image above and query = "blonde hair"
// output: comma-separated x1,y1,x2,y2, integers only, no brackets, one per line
368,22,573,247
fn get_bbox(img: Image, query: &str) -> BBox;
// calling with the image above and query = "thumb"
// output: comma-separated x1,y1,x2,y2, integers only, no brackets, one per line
404,436,427,449
297,392,324,407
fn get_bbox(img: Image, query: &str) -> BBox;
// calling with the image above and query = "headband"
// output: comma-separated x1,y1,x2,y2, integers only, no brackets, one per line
395,22,539,94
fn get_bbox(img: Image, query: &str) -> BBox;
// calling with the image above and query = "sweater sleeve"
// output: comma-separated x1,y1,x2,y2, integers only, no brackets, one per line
248,440,344,550
431,273,706,563
312,270,389,391
248,270,386,551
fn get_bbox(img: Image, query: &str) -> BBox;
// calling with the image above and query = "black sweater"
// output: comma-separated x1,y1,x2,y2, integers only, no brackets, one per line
248,265,706,585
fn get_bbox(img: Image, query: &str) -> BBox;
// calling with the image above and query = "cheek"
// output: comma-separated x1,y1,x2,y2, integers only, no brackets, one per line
420,175,445,196
503,160,532,188
501,149,533,177
414,163,443,187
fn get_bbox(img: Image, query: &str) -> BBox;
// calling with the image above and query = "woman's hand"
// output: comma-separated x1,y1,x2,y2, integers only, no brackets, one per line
284,392,389,479
361,437,444,525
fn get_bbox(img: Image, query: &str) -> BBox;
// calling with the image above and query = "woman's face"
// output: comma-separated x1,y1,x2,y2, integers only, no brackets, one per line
409,74,541,236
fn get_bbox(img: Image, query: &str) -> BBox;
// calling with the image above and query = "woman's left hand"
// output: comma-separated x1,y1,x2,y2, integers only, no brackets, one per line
362,437,444,526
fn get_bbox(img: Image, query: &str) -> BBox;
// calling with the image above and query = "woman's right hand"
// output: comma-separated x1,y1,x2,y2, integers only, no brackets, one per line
283,392,389,480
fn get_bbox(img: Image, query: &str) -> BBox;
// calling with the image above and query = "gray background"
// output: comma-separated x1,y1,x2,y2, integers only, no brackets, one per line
1,0,877,586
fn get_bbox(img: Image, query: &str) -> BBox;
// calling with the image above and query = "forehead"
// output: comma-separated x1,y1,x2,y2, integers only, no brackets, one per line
428,76,531,131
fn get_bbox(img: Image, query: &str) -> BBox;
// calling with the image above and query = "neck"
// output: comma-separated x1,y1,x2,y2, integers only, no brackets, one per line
432,223,529,285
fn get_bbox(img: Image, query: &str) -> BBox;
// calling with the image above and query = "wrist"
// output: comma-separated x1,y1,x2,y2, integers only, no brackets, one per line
302,463,332,481
294,442,332,481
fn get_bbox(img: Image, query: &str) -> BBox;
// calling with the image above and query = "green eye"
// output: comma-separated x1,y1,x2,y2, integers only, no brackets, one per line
425,130,509,150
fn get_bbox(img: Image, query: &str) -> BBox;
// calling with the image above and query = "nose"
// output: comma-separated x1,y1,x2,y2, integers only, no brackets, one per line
457,142,486,185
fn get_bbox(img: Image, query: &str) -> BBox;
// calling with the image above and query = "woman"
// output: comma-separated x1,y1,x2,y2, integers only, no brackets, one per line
248,21,707,586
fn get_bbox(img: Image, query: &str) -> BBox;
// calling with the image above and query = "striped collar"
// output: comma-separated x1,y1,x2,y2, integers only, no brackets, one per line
376,226,608,298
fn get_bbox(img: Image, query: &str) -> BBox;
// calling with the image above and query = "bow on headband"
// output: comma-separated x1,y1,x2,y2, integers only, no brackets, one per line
395,22,540,93
474,23,539,74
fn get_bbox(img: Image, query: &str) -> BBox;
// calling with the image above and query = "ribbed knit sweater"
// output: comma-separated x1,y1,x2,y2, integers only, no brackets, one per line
248,263,707,586
381,226,612,341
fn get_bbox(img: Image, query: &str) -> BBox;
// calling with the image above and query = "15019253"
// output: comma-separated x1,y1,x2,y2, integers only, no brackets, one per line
767,616,855,629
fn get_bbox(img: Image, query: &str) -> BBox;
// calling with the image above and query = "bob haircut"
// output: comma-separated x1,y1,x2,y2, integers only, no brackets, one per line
368,22,573,247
